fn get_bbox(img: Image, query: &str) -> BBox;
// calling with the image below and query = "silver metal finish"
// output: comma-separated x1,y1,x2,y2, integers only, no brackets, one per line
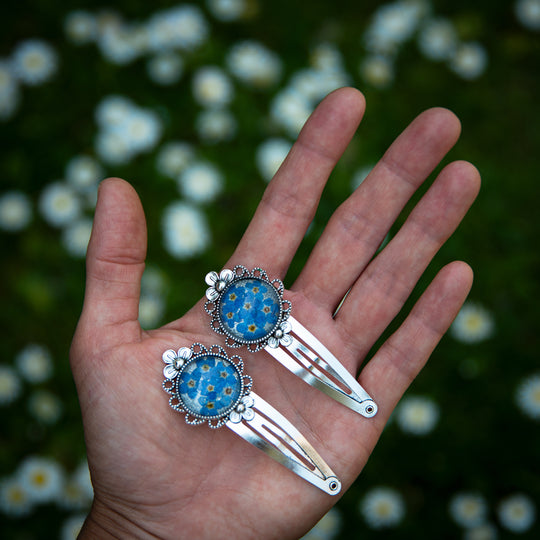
162,343,341,495
226,392,341,496
265,317,378,418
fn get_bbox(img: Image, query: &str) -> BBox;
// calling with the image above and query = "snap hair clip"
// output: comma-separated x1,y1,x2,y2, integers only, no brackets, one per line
162,343,341,495
204,265,377,418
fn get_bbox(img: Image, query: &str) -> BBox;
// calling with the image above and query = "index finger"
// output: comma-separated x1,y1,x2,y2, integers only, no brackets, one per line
227,87,366,277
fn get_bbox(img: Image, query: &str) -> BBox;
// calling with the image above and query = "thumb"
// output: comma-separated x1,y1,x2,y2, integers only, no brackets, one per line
73,178,147,358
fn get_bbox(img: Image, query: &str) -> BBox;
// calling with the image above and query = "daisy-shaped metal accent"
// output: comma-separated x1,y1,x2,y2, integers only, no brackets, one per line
204,265,291,352
162,343,252,429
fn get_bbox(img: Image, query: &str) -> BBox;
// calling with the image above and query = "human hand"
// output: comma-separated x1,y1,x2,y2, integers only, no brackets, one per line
70,87,480,539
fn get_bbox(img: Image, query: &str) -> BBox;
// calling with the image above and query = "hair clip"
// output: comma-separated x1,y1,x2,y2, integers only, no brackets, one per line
204,265,378,418
162,343,341,495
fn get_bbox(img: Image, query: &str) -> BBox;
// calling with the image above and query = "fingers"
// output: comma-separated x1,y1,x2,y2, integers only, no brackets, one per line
73,178,147,356
228,87,366,277
292,107,462,310
358,261,474,425
335,160,480,357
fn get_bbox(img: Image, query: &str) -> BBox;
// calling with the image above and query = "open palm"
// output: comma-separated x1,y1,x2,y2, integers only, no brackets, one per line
70,88,480,539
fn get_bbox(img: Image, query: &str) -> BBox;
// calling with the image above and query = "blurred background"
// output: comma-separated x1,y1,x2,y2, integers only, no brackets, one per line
1,0,538,538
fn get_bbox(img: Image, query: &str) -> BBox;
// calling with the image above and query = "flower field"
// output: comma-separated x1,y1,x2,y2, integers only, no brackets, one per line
1,1,539,538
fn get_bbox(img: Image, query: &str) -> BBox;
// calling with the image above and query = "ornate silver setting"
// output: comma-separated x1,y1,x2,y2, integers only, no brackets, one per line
162,343,252,429
161,342,342,495
204,265,292,352
203,266,378,419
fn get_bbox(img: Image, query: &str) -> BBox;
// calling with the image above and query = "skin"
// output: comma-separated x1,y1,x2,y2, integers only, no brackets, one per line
71,87,481,539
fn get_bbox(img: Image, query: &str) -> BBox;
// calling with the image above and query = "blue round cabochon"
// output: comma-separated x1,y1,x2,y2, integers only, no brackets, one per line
218,278,281,342
177,355,242,418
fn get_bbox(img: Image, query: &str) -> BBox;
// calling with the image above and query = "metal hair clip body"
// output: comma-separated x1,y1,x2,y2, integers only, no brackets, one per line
204,265,377,418
162,343,341,495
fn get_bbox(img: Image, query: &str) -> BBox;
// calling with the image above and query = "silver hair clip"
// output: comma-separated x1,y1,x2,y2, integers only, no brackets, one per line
204,266,378,418
162,343,341,495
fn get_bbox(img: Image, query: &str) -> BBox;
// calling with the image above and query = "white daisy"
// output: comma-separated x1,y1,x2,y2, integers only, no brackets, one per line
156,141,194,178
449,492,488,528
301,508,342,539
226,41,282,87
139,293,165,329
0,191,32,231
95,130,135,165
515,0,540,30
64,11,98,44
395,395,439,435
0,365,22,405
464,523,499,540
310,43,346,72
359,487,406,529
28,390,62,424
17,456,64,504
95,95,134,129
65,155,103,193
62,217,93,258
178,162,224,203
255,138,292,182
97,23,146,66
516,373,540,419
119,108,163,153
196,109,237,143
351,165,374,190
207,0,248,22
147,52,183,85
450,301,495,343
449,42,488,80
497,494,536,533
60,514,87,540
270,88,312,137
365,1,427,55
418,18,458,61
11,39,58,85
39,182,81,227
162,201,211,258
360,55,394,88
15,344,53,383
73,460,94,501
0,477,33,516
147,5,209,52
192,66,234,108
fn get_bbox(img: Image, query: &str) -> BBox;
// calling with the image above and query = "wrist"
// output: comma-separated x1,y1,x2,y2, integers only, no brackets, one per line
78,497,158,539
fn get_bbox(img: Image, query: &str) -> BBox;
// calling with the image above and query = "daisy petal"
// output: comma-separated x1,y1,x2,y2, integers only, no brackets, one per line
177,347,192,360
206,287,219,301
205,271,219,286
220,268,234,283
162,349,177,364
163,364,179,379
281,320,292,333
280,334,293,347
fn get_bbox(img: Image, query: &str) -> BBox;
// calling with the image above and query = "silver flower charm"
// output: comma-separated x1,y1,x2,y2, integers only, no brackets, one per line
267,321,292,348
205,269,235,301
228,395,255,423
162,347,192,380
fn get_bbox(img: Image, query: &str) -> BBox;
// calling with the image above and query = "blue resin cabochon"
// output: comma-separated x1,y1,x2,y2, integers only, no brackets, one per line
176,355,242,418
218,277,281,342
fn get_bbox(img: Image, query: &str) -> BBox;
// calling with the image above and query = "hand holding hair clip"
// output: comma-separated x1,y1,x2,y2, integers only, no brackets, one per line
162,343,341,496
204,266,378,418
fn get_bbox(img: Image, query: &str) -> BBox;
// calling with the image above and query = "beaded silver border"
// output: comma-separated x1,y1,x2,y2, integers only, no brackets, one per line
162,343,253,429
204,265,292,353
